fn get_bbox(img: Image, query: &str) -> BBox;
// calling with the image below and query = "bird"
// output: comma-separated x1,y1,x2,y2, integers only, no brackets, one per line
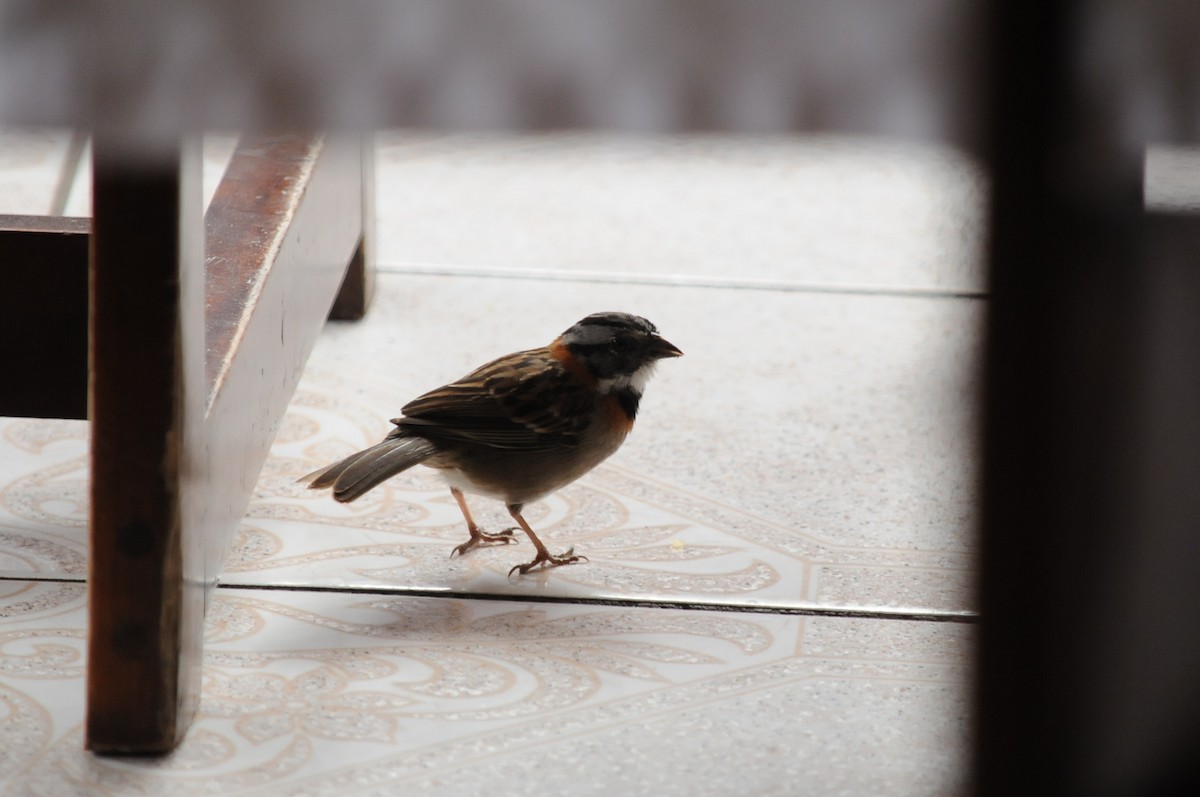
299,312,682,576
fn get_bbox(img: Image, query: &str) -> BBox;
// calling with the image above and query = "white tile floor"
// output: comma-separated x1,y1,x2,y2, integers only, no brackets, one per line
1,129,981,795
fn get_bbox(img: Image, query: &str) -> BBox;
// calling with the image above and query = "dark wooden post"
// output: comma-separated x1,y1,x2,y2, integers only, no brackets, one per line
83,134,371,753
87,138,206,751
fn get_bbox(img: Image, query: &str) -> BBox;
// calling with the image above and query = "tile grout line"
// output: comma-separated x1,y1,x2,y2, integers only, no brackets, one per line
0,573,84,584
0,573,977,622
376,261,989,300
215,580,979,623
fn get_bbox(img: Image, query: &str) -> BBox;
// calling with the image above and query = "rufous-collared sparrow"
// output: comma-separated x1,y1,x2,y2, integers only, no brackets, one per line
300,312,682,575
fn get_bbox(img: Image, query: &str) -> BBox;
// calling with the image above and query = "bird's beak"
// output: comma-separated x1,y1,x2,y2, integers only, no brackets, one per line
650,335,683,359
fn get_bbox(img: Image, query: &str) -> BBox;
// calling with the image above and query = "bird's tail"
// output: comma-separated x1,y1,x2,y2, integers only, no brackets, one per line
298,436,438,503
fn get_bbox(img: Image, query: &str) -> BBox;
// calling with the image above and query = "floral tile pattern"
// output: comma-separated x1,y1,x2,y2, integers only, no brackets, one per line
0,419,87,580
0,271,980,613
216,272,979,616
0,131,982,793
1,584,972,796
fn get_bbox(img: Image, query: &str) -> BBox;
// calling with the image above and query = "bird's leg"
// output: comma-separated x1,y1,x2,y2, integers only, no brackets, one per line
449,487,516,557
505,504,587,576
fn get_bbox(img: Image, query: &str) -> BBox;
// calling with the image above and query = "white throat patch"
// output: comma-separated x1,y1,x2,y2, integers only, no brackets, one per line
597,361,657,395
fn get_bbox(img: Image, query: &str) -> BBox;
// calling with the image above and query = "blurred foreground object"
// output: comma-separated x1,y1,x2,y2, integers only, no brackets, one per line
0,0,980,145
978,3,1200,794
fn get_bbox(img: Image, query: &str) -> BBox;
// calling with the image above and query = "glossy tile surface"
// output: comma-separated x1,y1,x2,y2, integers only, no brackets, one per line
1,584,971,796
219,272,979,615
375,132,986,292
1,131,982,793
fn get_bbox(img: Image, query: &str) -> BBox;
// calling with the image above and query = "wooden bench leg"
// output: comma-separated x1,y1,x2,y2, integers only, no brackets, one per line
329,136,376,321
86,134,371,753
86,137,207,752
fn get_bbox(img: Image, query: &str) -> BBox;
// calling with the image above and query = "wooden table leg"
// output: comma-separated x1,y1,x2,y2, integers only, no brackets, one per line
329,136,376,321
86,133,371,753
87,137,207,752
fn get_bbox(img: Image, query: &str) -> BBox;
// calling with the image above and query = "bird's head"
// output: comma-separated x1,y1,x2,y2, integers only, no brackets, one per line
559,312,682,395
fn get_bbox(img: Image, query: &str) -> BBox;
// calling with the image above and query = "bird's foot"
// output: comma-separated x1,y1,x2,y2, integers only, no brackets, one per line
450,527,518,558
507,547,588,577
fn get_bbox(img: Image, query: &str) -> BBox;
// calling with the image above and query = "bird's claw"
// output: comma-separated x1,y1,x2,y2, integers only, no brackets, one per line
507,548,588,577
450,527,517,558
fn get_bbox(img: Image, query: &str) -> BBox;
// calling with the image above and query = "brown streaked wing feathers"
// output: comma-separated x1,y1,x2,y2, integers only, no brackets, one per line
393,348,595,451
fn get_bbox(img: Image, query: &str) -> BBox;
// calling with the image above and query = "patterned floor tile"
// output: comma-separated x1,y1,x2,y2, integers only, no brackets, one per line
0,132,980,792
0,268,979,612
1,585,972,797
375,131,986,292
220,272,979,614
0,419,88,580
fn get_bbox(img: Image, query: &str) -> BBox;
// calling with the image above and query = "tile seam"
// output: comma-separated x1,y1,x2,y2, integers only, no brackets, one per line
375,261,988,300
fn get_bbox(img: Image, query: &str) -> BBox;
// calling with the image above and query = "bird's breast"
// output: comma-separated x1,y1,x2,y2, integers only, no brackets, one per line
603,390,637,436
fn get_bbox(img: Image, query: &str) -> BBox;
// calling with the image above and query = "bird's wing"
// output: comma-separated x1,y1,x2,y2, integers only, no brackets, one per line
392,348,595,451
